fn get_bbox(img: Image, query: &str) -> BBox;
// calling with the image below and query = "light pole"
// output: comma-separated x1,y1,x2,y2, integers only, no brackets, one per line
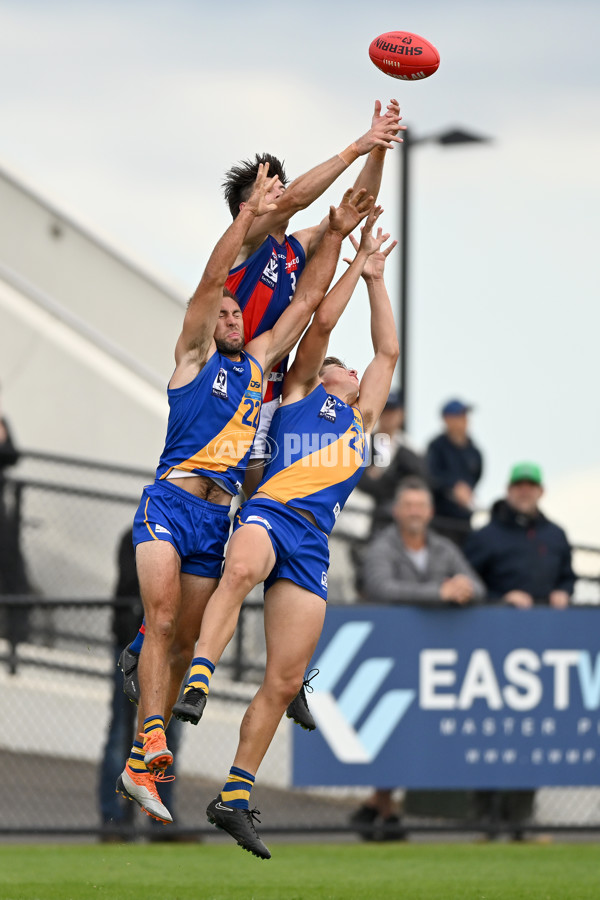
399,127,491,428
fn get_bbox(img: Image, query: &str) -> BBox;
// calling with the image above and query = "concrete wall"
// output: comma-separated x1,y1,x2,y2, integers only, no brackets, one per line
0,165,188,469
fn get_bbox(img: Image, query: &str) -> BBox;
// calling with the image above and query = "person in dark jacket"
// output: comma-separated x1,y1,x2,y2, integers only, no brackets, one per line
426,398,483,546
0,384,31,642
463,461,575,607
463,460,575,835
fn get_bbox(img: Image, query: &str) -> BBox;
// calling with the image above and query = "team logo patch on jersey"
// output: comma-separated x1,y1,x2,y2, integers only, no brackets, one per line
321,571,328,588
319,395,337,422
333,502,341,520
212,368,228,398
260,253,278,288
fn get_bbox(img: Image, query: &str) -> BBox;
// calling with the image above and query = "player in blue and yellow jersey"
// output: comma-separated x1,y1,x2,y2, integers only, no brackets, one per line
118,101,405,694
116,167,375,826
173,208,399,857
222,98,405,494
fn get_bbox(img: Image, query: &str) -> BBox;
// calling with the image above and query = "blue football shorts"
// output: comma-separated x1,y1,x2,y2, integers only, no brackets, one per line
234,497,329,601
132,480,231,578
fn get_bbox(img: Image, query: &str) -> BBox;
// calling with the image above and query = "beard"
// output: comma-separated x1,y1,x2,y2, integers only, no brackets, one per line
215,334,244,356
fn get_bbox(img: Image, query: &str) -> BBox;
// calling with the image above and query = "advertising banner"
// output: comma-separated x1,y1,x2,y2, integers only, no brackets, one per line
292,606,600,788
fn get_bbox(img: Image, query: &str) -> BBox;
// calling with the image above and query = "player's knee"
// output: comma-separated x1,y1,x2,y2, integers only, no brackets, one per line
147,613,177,642
269,670,304,706
222,559,258,593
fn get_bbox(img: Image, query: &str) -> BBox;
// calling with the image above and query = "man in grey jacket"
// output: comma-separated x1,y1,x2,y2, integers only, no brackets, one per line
362,476,485,606
350,476,485,837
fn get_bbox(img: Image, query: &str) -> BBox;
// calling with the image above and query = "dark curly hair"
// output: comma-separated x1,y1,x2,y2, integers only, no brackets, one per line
222,153,288,219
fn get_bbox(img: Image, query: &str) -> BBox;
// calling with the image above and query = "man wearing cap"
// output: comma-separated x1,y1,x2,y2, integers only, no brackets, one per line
356,389,427,537
464,462,575,607
463,461,575,835
426,399,483,546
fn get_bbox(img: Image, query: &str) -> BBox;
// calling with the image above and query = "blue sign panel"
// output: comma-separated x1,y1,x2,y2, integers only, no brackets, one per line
292,606,600,788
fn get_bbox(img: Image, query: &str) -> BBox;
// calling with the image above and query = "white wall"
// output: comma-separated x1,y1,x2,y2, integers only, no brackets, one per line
0,165,186,469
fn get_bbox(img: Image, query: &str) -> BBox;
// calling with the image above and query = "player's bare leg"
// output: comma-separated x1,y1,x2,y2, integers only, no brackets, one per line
206,579,325,858
234,579,325,773
117,540,182,821
172,523,275,724
166,572,218,715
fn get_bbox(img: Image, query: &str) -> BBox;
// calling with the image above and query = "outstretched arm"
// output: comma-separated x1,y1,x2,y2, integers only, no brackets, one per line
284,208,389,399
241,100,402,252
174,164,278,375
245,188,374,375
354,240,400,433
294,100,405,259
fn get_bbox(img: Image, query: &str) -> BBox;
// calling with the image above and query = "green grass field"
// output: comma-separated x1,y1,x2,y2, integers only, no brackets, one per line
1,842,598,900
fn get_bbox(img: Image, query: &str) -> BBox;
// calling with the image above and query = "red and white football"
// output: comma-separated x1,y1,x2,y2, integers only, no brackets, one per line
369,31,440,81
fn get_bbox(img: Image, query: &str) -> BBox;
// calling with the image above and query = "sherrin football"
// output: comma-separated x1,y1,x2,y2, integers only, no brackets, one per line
369,31,440,81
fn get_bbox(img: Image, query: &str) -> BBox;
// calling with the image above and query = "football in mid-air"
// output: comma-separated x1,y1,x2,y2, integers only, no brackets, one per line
369,31,440,81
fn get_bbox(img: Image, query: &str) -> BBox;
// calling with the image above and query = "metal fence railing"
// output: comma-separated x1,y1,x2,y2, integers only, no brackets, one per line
1,450,600,839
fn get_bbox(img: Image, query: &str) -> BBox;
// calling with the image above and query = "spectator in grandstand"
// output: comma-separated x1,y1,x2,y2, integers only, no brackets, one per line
463,461,575,607
463,460,575,836
355,390,427,537
350,475,485,838
426,398,483,547
98,527,183,842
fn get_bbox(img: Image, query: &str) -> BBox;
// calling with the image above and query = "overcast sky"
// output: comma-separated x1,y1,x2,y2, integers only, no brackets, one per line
1,0,599,539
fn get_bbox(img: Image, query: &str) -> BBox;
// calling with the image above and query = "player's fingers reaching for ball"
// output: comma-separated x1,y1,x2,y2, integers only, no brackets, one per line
355,192,375,215
373,230,391,251
256,161,270,181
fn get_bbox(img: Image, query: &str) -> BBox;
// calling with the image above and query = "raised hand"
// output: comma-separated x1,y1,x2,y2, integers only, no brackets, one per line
328,187,374,238
243,162,280,217
355,99,406,154
344,225,397,280
342,205,388,260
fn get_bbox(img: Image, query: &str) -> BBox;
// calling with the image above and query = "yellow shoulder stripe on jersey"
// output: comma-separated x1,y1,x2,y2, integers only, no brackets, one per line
258,424,365,504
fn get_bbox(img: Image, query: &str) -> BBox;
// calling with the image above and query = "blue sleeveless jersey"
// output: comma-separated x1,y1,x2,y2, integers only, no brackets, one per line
226,234,305,402
256,384,367,534
156,350,263,495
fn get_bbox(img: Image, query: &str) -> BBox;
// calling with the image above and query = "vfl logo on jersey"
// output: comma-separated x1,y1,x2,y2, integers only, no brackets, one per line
260,253,278,288
212,368,228,399
333,502,341,520
319,395,337,422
